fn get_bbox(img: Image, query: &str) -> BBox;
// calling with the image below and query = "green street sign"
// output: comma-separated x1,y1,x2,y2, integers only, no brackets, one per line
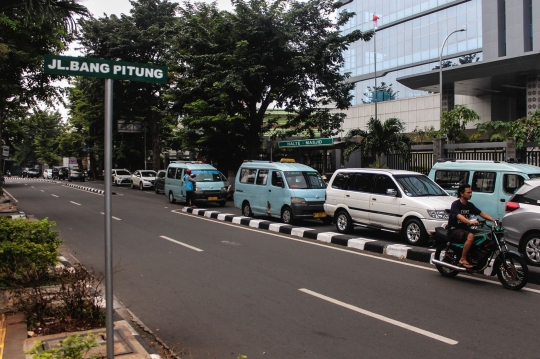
278,138,334,148
44,55,168,84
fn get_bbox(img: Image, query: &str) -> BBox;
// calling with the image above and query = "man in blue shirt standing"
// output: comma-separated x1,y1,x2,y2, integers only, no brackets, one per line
184,169,196,207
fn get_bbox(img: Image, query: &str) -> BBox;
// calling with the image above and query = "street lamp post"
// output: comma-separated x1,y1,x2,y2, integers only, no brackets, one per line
439,29,466,118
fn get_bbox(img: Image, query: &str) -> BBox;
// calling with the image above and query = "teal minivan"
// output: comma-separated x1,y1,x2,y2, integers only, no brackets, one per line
428,160,540,219
164,161,228,206
234,160,328,224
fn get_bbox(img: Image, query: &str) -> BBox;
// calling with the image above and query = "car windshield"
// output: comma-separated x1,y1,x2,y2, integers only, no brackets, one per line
191,170,221,181
284,171,326,189
116,170,130,176
528,173,540,179
395,174,448,197
141,171,156,177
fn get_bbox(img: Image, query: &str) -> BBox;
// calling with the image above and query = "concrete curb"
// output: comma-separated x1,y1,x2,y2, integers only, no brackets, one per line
65,183,106,194
181,207,436,264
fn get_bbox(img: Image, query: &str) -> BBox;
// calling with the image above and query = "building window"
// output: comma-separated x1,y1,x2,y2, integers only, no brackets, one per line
498,0,506,56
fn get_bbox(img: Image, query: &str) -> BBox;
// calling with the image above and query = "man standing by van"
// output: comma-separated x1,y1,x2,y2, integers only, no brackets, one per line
184,169,196,207
448,184,496,268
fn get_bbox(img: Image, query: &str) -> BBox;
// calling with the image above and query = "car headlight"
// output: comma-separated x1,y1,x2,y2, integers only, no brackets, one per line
291,197,306,204
427,210,448,219
194,187,203,193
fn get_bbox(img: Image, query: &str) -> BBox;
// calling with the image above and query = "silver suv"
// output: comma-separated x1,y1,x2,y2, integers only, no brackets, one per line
502,179,540,266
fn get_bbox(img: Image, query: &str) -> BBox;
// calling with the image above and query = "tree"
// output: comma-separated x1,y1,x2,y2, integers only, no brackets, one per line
438,105,480,143
362,82,399,104
171,0,373,172
12,110,63,167
474,110,540,149
344,117,412,167
74,0,178,170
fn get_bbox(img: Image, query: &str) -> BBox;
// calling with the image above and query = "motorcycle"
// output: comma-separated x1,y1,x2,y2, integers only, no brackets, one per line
432,217,529,290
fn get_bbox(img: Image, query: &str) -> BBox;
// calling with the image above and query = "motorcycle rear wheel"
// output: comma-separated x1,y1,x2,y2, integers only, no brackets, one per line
434,245,460,277
496,253,528,290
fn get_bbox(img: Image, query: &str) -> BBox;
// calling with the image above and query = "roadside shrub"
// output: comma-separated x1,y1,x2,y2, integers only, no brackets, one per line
25,332,104,359
11,264,106,335
0,218,61,287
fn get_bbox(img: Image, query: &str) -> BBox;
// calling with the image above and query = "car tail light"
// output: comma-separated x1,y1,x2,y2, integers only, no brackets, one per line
505,202,520,212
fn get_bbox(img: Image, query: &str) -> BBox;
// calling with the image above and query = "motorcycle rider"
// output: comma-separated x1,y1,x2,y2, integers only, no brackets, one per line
448,183,496,268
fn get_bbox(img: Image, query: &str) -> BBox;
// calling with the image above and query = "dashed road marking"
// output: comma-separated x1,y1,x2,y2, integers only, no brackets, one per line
70,201,81,206
160,235,204,252
100,212,121,221
51,194,59,197
299,288,458,345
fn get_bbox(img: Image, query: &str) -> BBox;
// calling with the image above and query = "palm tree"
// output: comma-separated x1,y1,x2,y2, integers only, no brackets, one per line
1,0,89,32
344,117,412,167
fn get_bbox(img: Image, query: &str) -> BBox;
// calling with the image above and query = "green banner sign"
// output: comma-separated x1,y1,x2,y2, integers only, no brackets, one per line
44,55,168,84
278,138,334,148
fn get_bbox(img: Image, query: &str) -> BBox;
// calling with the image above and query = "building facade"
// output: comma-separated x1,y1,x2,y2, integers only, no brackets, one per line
339,0,540,136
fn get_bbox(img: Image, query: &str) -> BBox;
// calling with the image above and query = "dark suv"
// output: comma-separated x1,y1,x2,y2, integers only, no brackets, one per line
68,168,85,182
22,168,40,178
57,167,69,180
154,170,166,194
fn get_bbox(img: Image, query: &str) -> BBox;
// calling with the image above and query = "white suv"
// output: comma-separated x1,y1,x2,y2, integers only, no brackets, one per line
324,168,455,245
112,169,132,186
130,170,157,190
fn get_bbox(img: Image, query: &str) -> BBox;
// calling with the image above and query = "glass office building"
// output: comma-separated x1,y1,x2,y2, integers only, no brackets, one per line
338,0,540,132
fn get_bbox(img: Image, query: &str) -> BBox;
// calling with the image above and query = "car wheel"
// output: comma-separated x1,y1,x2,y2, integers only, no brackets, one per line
155,186,159,194
335,210,353,234
218,201,226,207
320,216,333,225
520,232,540,266
130,181,134,189
168,191,176,204
281,206,294,225
403,218,428,245
81,178,85,182
139,182,143,190
68,178,72,182
242,201,253,217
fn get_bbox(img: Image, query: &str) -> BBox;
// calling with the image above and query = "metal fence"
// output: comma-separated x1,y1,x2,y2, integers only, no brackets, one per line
386,152,433,174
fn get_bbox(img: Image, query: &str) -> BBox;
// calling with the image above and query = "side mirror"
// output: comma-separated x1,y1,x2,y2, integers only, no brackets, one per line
386,189,398,196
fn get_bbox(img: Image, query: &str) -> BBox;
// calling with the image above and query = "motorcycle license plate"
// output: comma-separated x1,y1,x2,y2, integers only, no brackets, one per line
208,196,218,201
313,212,326,218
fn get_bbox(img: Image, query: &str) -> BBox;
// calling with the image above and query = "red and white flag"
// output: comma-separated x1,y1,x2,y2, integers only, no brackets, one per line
372,13,380,29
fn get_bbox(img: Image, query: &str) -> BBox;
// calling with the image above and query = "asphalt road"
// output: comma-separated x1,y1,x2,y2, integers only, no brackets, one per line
5,178,540,358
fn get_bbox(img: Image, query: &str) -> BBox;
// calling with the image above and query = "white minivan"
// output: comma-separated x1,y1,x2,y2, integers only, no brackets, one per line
164,161,228,206
324,168,455,245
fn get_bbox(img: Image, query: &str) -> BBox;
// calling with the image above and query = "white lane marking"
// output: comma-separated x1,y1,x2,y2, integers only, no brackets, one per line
40,190,44,192
159,235,203,252
99,212,121,221
70,201,81,206
299,288,458,345
51,194,59,198
31,186,35,188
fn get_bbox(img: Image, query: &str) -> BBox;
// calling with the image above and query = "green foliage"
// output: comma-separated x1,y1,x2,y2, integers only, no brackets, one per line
172,0,373,170
363,82,399,104
412,125,437,144
25,332,103,359
438,105,480,143
344,117,412,164
474,110,540,148
0,217,60,286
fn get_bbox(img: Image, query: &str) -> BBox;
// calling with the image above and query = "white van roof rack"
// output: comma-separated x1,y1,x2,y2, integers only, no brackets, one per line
169,161,204,164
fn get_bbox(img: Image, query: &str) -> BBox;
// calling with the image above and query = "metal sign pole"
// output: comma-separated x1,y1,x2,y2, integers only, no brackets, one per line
104,78,114,359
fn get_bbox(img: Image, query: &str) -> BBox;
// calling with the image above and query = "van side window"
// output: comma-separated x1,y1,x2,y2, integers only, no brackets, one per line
472,171,496,193
503,174,525,194
271,171,284,187
176,169,184,179
240,169,257,184
256,170,268,185
372,175,398,195
331,173,351,189
167,167,176,179
348,173,374,192
434,170,469,189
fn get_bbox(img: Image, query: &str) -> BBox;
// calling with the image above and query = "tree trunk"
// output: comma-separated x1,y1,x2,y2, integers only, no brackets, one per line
151,117,161,171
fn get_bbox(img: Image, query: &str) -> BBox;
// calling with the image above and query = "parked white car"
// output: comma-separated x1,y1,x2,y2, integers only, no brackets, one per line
324,168,455,245
131,170,157,190
112,169,132,186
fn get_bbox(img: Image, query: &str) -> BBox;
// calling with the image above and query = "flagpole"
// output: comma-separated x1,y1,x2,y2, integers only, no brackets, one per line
373,13,378,121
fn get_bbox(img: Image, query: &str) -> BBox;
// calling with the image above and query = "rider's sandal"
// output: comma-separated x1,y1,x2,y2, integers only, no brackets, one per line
459,261,473,269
